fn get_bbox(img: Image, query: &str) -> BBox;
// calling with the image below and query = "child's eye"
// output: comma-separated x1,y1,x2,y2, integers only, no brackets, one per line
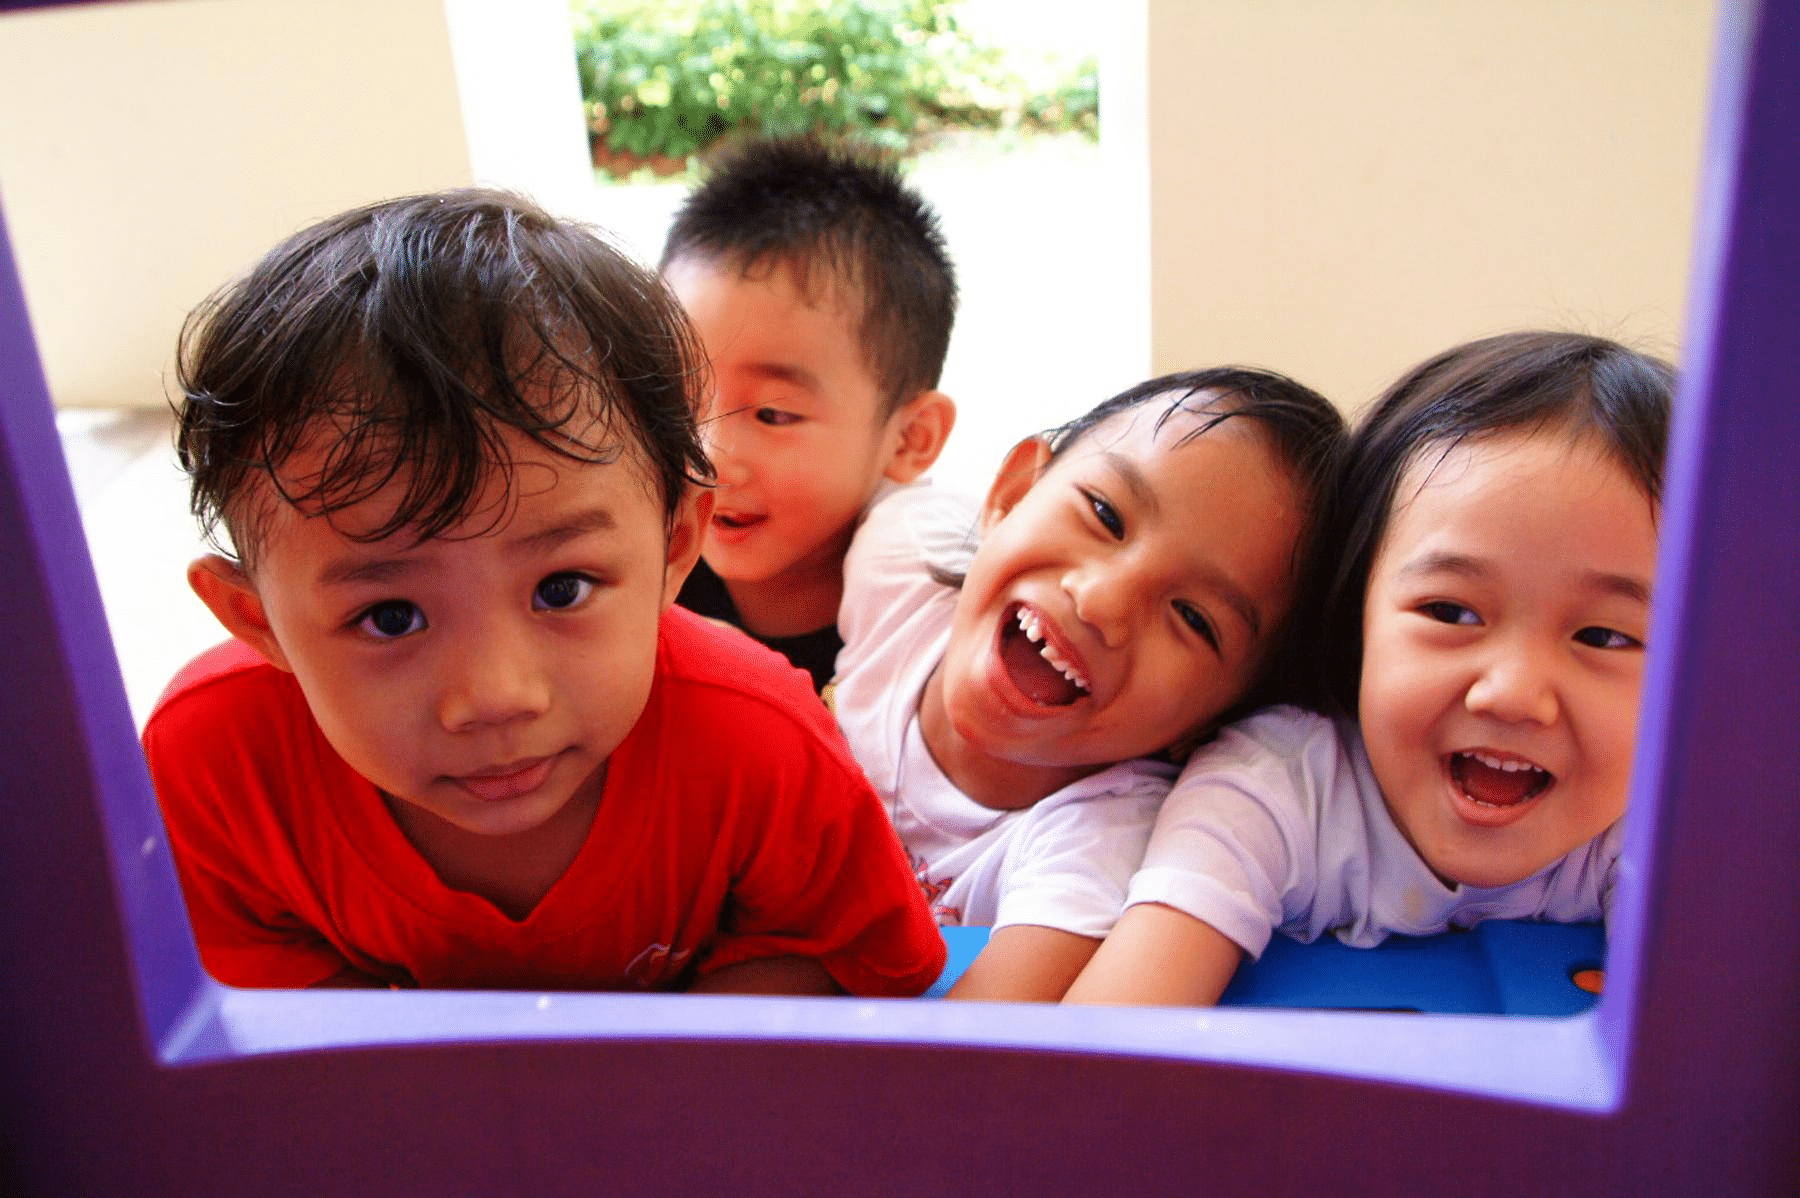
1419,601,1480,626
358,600,426,639
1081,489,1124,538
1174,601,1221,652
754,407,801,426
533,572,596,611
1574,625,1642,650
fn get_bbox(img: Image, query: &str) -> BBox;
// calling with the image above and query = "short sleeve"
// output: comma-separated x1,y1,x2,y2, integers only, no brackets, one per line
992,780,1168,939
1124,709,1326,959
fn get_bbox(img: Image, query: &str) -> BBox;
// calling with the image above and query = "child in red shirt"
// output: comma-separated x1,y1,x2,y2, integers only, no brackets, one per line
144,189,944,995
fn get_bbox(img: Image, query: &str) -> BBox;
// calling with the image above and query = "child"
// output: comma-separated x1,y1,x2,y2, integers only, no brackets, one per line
831,368,1347,1002
1065,331,1673,1007
660,135,958,692
143,189,945,996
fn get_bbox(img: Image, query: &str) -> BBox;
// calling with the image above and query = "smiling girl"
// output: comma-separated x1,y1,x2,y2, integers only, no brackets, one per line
829,369,1347,1001
1065,332,1674,1007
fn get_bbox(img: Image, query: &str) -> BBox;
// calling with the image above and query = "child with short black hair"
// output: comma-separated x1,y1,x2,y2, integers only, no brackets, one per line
1067,331,1673,1007
831,368,1347,1002
661,134,958,691
145,189,944,995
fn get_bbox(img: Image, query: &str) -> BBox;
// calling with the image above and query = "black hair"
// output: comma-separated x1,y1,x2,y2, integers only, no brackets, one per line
177,188,713,566
1319,329,1676,714
659,134,956,417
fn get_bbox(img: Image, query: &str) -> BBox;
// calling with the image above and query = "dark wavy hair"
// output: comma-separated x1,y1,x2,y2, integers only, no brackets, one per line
177,188,713,566
1319,329,1675,714
659,134,956,416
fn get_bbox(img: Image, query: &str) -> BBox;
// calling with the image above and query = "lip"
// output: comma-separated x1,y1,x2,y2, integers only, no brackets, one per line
451,754,560,802
708,509,765,546
1442,749,1551,829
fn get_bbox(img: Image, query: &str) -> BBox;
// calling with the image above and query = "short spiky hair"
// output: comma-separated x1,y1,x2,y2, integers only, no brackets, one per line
177,188,713,566
659,134,957,416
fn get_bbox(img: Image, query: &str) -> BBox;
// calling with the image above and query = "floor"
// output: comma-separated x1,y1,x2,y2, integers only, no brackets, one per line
55,133,1137,728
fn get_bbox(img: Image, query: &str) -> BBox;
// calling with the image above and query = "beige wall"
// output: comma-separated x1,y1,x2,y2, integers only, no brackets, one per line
0,0,474,409
1143,0,1715,413
2,1,1714,419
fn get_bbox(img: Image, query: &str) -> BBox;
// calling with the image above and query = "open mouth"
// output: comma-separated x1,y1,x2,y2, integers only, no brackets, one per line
998,603,1090,707
1449,750,1553,809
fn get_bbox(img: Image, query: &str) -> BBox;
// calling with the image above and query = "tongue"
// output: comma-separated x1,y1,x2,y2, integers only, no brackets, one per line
1000,628,1082,706
1455,756,1541,807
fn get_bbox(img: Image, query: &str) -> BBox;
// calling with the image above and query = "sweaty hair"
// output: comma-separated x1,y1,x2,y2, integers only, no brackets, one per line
1319,329,1676,714
659,134,956,417
177,188,712,566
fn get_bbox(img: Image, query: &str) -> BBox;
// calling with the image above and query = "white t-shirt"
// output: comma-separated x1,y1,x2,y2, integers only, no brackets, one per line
1127,704,1618,958
834,485,1176,935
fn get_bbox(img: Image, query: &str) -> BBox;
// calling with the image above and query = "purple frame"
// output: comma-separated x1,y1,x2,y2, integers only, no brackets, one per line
1,2,1795,1193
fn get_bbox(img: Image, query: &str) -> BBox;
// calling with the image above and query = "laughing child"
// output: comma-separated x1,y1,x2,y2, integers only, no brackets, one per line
830,369,1347,1001
661,135,958,691
1065,331,1673,1006
142,189,944,995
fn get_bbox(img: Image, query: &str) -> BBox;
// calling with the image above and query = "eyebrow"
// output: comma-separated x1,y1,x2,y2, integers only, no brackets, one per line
1400,552,1652,604
319,555,416,588
511,507,619,553
1098,452,1160,517
316,508,620,588
741,361,822,394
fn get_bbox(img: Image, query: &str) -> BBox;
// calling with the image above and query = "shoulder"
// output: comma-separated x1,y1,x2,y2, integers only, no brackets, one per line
143,640,306,752
651,607,851,763
838,483,973,665
846,482,980,578
1176,706,1354,803
1048,757,1179,810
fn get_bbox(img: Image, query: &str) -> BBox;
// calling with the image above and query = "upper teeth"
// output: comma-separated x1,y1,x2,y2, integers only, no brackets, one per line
1470,751,1539,773
1016,608,1089,691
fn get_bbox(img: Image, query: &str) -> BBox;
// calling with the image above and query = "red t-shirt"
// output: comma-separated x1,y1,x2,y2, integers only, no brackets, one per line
143,607,944,995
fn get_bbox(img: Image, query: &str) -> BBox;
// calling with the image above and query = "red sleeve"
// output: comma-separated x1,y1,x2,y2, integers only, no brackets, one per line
142,644,354,989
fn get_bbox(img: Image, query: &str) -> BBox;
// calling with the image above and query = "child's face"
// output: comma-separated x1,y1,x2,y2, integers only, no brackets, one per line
664,255,912,592
933,403,1306,779
198,421,705,841
1357,429,1656,889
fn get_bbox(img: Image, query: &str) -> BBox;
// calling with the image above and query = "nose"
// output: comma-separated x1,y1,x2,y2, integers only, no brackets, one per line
435,621,553,733
1464,644,1560,726
1065,559,1136,649
703,407,751,486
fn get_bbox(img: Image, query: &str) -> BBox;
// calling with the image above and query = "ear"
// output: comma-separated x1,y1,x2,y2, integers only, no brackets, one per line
660,484,713,609
187,555,294,673
881,389,957,484
978,436,1053,535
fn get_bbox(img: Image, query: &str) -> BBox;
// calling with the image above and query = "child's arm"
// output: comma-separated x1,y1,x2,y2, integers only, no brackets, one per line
1062,902,1243,1006
688,955,845,996
945,925,1100,1002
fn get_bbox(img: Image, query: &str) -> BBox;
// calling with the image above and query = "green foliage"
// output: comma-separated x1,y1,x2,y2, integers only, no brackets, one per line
570,0,1097,171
